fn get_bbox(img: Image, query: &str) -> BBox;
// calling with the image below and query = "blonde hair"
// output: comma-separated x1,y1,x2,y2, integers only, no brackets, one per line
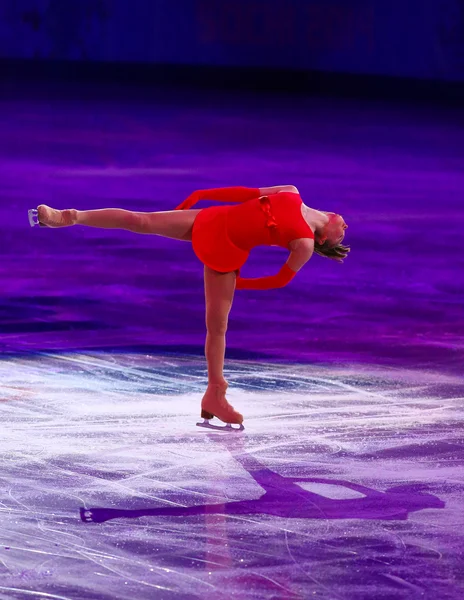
314,240,350,263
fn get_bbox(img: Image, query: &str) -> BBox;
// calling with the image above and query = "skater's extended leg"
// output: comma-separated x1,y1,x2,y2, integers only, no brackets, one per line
35,205,201,241
200,267,243,425
75,208,200,240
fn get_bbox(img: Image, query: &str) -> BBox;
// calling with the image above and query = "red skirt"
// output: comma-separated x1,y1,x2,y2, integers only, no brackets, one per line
192,206,249,273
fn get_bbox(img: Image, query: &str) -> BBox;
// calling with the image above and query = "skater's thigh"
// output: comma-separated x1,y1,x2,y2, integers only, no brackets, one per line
204,267,236,331
143,209,201,240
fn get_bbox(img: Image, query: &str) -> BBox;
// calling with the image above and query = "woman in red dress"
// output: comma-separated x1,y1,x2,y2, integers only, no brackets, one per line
29,185,349,429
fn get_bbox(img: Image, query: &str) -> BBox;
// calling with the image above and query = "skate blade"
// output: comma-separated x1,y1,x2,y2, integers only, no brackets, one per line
196,419,244,432
28,208,47,227
28,209,39,227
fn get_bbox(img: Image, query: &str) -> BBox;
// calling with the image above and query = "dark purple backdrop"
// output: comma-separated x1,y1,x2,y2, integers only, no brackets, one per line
1,0,464,81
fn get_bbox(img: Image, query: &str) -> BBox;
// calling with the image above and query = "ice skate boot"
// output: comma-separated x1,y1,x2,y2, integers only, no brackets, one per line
197,383,244,431
28,205,76,228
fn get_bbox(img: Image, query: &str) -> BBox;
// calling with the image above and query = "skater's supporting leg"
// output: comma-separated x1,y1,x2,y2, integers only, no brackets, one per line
200,267,243,425
203,266,236,386
36,205,200,241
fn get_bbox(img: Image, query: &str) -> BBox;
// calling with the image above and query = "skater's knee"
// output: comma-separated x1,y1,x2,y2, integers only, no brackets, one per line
206,315,228,337
132,213,151,233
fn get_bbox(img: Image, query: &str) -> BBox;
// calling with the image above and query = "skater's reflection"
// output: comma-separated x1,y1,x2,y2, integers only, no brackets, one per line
80,435,445,524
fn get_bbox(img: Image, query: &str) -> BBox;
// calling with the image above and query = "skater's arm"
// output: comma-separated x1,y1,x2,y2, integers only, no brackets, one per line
236,239,313,290
175,185,299,210
175,186,260,210
235,264,296,291
259,185,299,195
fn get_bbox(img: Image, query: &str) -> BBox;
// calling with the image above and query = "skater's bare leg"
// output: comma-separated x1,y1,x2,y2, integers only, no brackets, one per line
36,205,201,241
201,267,243,425
204,266,236,386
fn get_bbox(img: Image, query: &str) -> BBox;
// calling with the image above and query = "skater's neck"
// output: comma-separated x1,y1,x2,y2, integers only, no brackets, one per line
301,205,329,239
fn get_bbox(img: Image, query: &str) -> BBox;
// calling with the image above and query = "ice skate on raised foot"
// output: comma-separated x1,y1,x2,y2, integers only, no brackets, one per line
196,383,244,432
28,205,76,228
28,209,41,227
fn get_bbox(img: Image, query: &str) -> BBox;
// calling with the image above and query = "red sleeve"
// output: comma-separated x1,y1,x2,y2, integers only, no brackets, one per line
235,264,297,290
175,187,260,210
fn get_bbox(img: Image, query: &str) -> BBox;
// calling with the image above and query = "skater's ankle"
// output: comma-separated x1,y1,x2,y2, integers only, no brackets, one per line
66,209,78,225
208,378,228,389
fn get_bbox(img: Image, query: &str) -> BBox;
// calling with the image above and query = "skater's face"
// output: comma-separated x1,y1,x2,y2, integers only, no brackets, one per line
319,213,348,247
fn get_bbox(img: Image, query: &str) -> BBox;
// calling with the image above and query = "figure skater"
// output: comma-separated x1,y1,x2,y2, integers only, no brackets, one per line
28,185,349,429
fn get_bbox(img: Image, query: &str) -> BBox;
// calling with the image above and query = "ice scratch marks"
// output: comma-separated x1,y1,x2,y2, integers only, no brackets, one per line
284,529,345,600
0,588,73,600
382,573,424,592
35,351,194,393
7,490,32,514
35,522,87,549
247,571,303,598
74,547,216,592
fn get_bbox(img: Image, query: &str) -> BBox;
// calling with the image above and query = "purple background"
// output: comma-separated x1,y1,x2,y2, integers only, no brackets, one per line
1,0,464,81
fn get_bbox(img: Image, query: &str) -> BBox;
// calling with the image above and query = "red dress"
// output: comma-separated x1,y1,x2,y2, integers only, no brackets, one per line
191,192,314,273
